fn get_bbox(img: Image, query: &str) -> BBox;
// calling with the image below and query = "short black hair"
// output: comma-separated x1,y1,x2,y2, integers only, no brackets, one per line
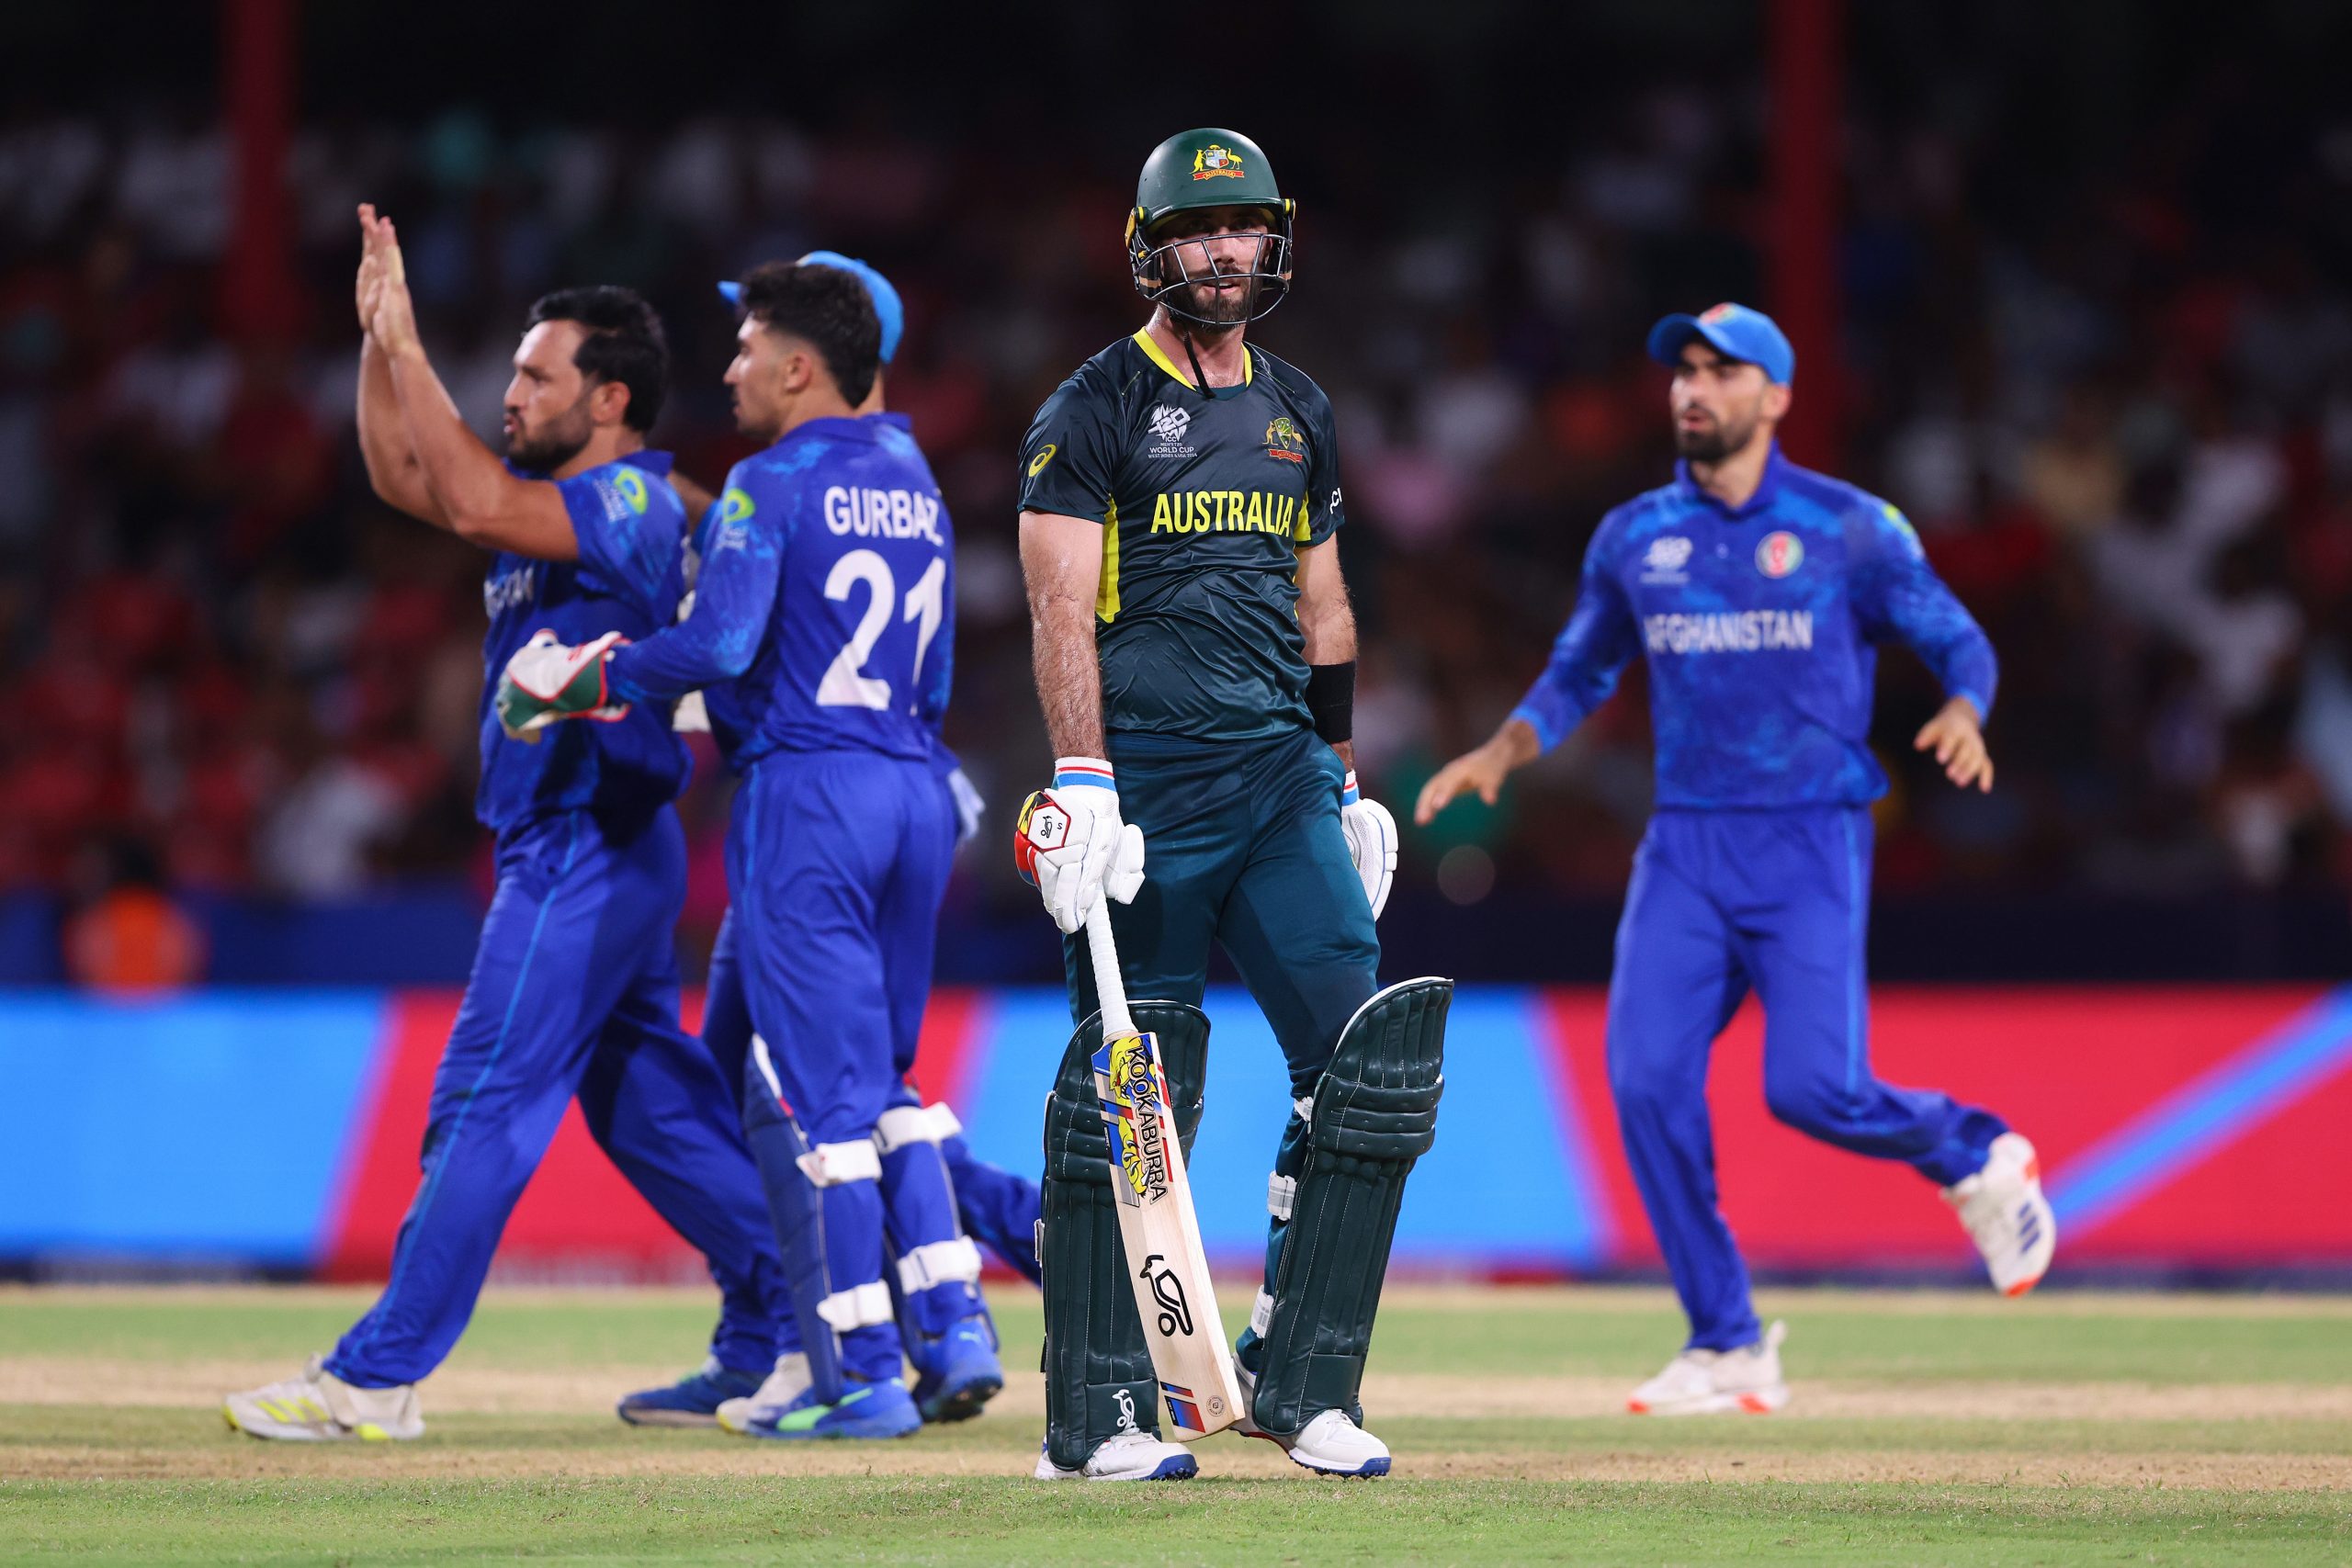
524,286,669,432
734,263,880,408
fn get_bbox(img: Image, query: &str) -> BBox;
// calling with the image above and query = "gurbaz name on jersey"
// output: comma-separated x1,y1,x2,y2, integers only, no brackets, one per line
1645,610,1815,654
822,485,945,544
1148,488,1307,536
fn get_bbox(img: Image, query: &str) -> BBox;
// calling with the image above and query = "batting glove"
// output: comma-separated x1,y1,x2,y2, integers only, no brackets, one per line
1339,770,1397,920
495,629,631,742
1014,758,1146,934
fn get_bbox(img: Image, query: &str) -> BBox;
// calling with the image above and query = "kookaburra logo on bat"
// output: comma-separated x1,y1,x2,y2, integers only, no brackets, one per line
1139,1253,1193,1337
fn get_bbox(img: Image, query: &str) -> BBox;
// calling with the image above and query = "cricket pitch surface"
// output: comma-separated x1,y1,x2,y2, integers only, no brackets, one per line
5,1283,2346,1563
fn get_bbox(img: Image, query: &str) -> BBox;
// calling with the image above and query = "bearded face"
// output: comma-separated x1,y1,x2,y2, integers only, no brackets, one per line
1159,232,1275,326
500,321,601,473
503,390,595,472
1137,204,1290,328
1671,402,1762,463
1668,346,1778,465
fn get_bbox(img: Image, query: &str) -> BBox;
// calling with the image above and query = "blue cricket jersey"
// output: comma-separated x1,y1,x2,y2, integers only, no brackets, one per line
608,413,953,770
1512,445,1996,809
476,450,693,831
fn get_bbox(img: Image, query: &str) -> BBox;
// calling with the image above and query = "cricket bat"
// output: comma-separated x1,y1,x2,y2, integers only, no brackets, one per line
1082,899,1246,1439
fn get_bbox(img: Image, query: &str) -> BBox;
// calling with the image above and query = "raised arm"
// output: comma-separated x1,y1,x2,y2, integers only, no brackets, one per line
1415,524,1638,823
353,206,445,526
607,481,781,704
1019,509,1108,760
368,220,580,561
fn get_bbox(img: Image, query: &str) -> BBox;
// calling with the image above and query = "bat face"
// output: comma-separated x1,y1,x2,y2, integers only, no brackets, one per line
1092,1031,1173,1208
1090,1026,1239,1435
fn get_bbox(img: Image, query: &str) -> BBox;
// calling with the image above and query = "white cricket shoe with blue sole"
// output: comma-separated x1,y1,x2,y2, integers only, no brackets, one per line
1234,1363,1392,1476
223,1356,424,1442
1944,1131,2056,1296
1031,1431,1198,1482
714,1352,813,1436
718,1373,922,1440
1629,1320,1790,1415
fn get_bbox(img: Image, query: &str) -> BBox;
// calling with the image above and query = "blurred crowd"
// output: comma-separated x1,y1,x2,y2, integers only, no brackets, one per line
4,40,2350,953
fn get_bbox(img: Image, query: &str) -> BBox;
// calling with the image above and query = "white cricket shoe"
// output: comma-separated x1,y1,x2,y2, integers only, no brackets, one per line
1628,1320,1789,1415
1031,1432,1198,1482
1234,1362,1392,1476
1944,1131,2057,1296
715,1352,812,1435
223,1356,424,1442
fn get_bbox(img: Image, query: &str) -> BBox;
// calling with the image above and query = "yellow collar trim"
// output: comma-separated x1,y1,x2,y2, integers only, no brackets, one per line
1132,327,1252,390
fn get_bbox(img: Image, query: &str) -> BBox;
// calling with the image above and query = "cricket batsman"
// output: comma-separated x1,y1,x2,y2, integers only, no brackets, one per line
1014,129,1442,1482
1417,303,2057,1416
223,212,792,1440
503,262,992,1440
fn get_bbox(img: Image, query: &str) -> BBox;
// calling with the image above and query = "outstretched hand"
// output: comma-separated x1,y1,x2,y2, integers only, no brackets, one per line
1915,696,1994,793
1413,721,1539,825
355,203,389,334
364,213,423,360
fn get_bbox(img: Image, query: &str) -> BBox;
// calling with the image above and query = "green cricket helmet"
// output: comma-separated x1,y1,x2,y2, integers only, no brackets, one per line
1125,127,1295,325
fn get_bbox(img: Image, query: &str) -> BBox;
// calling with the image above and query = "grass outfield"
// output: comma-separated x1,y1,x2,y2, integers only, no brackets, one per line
3,1285,2347,1564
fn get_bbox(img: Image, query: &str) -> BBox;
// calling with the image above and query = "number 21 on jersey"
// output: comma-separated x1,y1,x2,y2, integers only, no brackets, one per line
816,548,945,712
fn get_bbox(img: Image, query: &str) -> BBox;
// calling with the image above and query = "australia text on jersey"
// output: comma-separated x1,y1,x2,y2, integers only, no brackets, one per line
1148,487,1306,536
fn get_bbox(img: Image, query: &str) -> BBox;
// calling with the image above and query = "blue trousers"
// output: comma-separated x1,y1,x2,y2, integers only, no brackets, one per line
1608,807,2007,1351
704,906,1042,1290
327,808,789,1387
726,750,966,1380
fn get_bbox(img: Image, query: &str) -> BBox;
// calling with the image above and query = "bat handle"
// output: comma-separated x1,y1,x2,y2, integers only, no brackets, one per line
1084,900,1136,1040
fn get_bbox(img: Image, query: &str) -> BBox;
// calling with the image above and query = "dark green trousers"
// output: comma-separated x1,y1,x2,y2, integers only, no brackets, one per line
1061,727,1380,1096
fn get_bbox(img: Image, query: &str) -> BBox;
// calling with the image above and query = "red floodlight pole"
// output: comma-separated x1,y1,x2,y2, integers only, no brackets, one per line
220,0,299,344
1768,0,1843,468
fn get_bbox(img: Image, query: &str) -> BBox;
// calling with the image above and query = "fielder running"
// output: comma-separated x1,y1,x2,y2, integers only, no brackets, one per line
503,262,993,1439
1015,129,1438,1483
224,213,791,1441
1417,302,2057,1416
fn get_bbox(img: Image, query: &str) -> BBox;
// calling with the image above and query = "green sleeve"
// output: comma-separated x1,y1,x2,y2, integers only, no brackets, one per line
1018,370,1120,525
1299,389,1346,546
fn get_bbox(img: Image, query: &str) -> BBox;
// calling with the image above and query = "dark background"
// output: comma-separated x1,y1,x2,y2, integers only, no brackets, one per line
4,0,2350,984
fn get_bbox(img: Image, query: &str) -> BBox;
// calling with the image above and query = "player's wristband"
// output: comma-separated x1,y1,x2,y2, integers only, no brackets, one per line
1052,756,1116,792
1306,660,1355,745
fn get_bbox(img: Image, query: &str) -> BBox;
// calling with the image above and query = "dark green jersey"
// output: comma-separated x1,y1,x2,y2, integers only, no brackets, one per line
1018,330,1346,742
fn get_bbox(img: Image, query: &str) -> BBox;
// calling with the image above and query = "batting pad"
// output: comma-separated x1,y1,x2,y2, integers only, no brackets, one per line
1251,976,1451,1437
1039,998,1208,1472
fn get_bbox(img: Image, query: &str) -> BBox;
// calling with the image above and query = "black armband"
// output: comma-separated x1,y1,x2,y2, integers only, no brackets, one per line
1306,660,1355,744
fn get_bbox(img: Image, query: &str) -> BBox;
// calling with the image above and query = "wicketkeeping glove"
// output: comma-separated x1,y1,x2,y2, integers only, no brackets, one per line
1339,769,1397,919
1013,758,1145,934
495,629,631,742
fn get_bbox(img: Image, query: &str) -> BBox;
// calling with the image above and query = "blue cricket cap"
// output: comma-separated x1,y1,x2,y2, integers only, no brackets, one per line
1646,301,1794,384
716,252,904,365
